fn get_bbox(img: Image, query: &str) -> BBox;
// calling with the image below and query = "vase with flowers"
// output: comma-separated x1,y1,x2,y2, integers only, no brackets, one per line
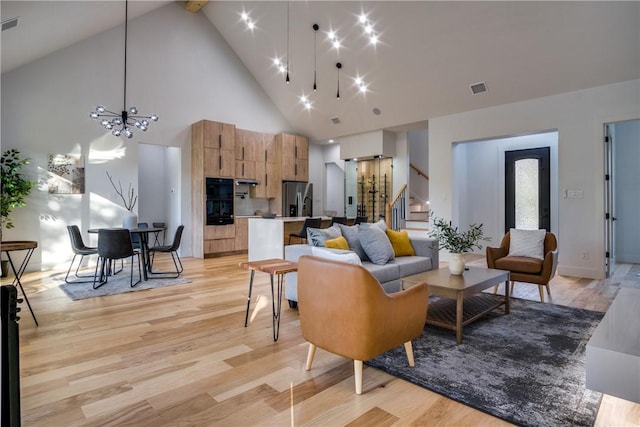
106,171,137,229
429,215,490,275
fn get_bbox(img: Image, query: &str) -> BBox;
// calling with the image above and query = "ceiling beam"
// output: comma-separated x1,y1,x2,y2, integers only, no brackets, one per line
184,1,208,13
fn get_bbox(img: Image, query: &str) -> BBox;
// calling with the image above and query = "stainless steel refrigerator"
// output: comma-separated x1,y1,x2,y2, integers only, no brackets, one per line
282,181,313,217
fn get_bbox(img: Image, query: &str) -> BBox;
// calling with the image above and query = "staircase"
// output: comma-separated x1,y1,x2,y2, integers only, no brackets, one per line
404,199,429,238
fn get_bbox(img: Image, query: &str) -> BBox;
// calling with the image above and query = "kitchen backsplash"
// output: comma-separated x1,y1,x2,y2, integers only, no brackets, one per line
235,184,270,216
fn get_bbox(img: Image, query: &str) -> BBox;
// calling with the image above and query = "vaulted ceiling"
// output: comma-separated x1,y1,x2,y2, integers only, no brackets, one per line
2,1,639,142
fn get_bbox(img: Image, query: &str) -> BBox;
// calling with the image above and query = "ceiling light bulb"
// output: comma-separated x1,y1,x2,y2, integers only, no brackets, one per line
359,85,367,93
300,95,307,103
333,40,341,49
247,20,254,30
359,14,367,24
96,106,105,113
304,102,312,110
370,35,378,45
355,77,362,85
273,58,281,66
90,112,98,118
365,25,373,34
279,65,286,73
241,12,249,21
328,31,336,40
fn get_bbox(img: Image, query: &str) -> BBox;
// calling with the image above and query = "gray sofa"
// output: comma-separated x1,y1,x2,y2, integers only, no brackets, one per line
284,236,439,308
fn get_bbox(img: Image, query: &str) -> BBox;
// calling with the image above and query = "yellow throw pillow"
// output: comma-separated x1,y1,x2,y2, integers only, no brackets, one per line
324,235,350,250
386,229,415,256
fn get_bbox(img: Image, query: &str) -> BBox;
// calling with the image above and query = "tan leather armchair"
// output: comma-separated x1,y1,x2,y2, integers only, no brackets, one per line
297,255,429,394
486,231,558,302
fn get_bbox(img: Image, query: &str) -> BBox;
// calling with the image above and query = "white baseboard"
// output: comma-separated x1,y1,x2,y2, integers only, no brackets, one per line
557,265,605,280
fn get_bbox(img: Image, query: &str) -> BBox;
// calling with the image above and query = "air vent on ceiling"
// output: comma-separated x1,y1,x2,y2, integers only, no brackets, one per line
1,17,19,32
470,81,488,95
330,116,341,125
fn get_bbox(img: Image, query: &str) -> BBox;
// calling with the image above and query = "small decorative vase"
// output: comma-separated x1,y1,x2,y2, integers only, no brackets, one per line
449,253,465,275
122,211,138,229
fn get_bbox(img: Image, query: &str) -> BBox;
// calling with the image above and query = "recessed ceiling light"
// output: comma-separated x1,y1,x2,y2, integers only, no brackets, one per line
329,139,335,143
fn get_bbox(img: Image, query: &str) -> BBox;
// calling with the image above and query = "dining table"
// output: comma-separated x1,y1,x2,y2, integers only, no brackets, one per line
88,227,164,281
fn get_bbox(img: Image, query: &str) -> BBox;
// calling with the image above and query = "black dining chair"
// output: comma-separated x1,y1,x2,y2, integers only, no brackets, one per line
288,218,322,244
152,222,166,245
149,225,185,278
65,225,98,283
93,228,141,289
354,216,368,225
330,216,348,226
131,222,148,251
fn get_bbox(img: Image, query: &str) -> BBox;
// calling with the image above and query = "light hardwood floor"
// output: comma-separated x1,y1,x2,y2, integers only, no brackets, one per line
5,254,640,426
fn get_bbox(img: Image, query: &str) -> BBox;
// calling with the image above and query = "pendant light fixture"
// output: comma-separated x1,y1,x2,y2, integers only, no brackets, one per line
89,0,158,139
312,24,319,92
285,1,290,84
336,62,342,99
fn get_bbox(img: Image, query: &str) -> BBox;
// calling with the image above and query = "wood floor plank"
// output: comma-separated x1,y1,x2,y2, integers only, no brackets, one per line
6,254,639,426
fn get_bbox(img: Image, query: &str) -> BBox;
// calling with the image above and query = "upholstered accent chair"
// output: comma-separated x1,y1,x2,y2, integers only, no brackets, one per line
486,231,558,302
297,255,429,394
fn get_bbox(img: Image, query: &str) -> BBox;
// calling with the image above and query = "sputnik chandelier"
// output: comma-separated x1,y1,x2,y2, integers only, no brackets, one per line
241,5,379,111
89,0,158,139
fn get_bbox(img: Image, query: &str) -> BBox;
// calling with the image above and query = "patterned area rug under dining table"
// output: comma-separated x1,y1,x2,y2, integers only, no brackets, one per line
58,273,190,300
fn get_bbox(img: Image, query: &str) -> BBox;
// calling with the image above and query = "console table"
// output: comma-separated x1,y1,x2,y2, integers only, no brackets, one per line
1,240,39,326
586,287,640,403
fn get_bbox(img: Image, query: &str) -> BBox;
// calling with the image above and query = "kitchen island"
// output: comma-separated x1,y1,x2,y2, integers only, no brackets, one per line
247,216,331,261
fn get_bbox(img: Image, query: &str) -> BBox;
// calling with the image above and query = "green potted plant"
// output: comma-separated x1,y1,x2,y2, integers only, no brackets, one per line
1,149,35,276
429,215,490,275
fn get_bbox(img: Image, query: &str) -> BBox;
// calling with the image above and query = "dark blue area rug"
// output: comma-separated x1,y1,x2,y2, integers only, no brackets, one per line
366,298,604,427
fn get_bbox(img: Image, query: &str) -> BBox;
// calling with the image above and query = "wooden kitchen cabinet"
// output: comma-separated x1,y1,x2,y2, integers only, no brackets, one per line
192,120,236,258
194,120,235,178
235,160,256,180
235,129,262,180
235,217,248,251
279,133,309,181
251,134,281,199
235,129,261,161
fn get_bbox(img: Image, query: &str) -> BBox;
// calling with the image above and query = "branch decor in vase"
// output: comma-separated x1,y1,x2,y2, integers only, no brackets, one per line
106,171,138,229
429,215,490,275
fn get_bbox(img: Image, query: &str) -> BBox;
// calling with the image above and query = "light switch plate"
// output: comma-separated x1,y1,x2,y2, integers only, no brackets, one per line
567,189,584,199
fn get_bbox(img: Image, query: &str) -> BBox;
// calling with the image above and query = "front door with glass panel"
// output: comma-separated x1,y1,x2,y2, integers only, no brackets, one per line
505,147,551,232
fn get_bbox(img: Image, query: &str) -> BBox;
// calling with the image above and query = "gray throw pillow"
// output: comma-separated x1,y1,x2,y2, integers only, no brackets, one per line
336,223,369,261
306,224,341,247
358,222,395,265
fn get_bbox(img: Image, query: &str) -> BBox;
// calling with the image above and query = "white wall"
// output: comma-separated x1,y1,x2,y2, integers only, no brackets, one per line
1,2,291,269
613,119,640,263
453,132,559,253
429,79,640,279
409,129,429,204
138,144,168,225
325,163,345,216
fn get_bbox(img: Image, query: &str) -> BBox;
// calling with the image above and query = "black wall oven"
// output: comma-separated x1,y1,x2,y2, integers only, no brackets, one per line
206,177,234,225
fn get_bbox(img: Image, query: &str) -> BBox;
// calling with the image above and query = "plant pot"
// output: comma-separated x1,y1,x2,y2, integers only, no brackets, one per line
449,253,465,275
122,211,138,229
